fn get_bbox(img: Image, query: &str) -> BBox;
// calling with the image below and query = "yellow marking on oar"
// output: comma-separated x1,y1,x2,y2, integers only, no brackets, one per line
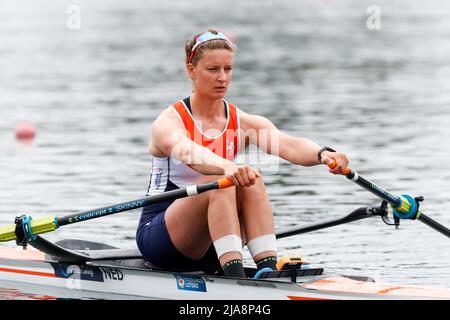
416,210,422,219
0,224,16,242
30,216,58,236
0,216,57,242
395,196,412,215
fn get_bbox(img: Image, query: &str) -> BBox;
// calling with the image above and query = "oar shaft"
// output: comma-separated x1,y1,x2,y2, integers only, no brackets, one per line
57,178,233,227
0,178,234,242
344,171,401,208
417,212,450,237
329,161,449,238
59,188,195,226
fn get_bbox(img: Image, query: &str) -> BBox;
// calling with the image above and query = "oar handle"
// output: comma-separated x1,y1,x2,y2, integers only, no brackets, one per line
218,177,234,189
327,159,351,175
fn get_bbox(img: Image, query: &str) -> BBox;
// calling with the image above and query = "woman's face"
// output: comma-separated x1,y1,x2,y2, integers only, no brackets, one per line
189,49,233,100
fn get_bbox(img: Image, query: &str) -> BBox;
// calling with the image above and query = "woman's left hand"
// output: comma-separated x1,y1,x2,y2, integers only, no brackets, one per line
320,151,349,175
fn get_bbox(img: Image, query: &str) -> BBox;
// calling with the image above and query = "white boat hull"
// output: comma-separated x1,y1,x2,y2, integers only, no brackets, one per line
1,247,450,300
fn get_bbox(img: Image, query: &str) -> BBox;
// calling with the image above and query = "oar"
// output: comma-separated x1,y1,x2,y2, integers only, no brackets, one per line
0,178,234,243
275,207,382,239
328,160,450,238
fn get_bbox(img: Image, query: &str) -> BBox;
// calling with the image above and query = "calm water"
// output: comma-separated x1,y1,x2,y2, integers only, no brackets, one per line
1,0,450,296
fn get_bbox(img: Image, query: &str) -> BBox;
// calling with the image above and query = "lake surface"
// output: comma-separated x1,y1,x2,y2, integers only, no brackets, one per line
1,0,450,297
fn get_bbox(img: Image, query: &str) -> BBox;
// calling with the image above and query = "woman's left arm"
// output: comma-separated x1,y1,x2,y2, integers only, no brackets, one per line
239,112,349,174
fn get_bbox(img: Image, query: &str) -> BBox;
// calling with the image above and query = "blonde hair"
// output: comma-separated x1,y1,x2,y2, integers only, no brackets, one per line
184,29,235,66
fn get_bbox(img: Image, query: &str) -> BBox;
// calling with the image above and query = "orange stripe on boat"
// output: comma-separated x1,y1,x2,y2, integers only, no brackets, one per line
302,275,450,299
0,287,58,300
377,286,403,295
0,266,56,278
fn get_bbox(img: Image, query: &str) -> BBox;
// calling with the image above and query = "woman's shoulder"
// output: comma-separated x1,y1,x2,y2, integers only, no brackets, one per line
151,105,185,133
237,108,276,130
156,103,182,120
225,99,243,111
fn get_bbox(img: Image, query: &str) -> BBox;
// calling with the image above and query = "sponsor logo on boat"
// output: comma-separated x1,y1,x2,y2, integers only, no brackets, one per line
178,277,185,288
99,267,124,281
51,263,105,282
174,275,207,292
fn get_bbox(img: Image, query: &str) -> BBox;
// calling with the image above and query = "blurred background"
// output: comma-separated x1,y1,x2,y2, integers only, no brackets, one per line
1,0,450,290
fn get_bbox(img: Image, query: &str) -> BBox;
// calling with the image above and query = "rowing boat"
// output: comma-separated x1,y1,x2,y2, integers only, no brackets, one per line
0,168,449,300
1,235,450,300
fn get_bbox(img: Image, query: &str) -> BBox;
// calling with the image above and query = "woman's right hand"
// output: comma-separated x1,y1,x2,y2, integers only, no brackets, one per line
223,163,261,187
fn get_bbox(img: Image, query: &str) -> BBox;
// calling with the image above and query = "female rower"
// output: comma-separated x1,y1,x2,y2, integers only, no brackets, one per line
136,29,349,278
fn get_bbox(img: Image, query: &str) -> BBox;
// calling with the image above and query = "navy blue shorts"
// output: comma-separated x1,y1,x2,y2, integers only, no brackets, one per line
136,200,221,272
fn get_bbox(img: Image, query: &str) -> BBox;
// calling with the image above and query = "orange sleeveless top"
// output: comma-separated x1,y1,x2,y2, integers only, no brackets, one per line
146,99,241,195
171,99,240,160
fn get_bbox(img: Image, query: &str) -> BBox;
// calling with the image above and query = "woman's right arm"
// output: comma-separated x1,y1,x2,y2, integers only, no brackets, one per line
150,108,259,186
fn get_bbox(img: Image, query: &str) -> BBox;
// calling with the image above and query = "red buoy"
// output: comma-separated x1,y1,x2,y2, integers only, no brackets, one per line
15,122,36,140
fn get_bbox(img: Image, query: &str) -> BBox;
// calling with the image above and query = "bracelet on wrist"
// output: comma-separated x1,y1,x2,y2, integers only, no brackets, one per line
318,146,336,163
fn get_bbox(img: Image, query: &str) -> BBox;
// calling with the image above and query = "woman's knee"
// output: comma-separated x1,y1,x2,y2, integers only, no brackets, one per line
208,185,237,202
237,175,267,196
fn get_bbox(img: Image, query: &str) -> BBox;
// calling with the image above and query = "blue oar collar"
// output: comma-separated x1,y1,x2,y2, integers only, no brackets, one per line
393,194,420,220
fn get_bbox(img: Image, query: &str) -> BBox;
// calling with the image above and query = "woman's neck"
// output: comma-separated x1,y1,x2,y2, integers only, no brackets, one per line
190,93,224,120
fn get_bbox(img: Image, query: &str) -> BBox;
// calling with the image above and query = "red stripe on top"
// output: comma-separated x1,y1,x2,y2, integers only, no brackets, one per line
172,100,239,160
